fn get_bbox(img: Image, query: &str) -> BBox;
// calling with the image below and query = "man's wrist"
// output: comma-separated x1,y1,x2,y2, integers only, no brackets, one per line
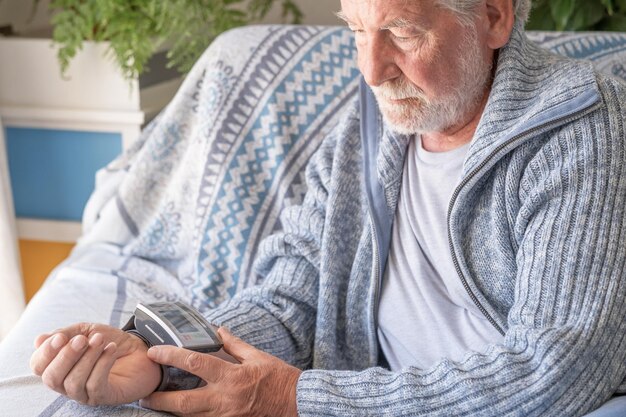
125,329,151,348
124,329,166,392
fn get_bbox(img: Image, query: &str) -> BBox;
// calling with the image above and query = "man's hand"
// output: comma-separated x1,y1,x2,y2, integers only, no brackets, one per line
140,328,302,417
30,323,162,405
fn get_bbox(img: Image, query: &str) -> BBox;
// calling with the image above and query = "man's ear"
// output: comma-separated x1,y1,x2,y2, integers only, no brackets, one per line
483,0,515,49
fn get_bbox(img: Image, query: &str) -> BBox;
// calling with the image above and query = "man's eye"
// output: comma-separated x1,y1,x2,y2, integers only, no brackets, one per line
389,31,424,47
391,34,414,42
390,29,419,39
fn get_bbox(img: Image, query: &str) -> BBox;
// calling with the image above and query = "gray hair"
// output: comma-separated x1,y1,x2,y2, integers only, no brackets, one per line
438,0,532,25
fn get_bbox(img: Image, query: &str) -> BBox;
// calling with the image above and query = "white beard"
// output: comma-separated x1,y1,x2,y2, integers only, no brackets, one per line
370,27,492,135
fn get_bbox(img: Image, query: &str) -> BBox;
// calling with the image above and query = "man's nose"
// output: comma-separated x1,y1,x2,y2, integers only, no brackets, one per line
358,36,401,87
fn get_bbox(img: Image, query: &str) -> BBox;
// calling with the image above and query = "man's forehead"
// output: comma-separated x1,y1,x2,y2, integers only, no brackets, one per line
338,0,435,26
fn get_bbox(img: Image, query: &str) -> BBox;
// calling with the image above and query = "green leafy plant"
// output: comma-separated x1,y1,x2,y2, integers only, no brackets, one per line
37,0,302,80
527,0,626,31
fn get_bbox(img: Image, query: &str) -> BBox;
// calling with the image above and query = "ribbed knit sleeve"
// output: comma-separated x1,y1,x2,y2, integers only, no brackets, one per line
295,76,626,417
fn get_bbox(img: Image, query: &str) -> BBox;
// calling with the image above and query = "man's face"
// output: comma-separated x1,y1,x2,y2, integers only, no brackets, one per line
339,0,494,135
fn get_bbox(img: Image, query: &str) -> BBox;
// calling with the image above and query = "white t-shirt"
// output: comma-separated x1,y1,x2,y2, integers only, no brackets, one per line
377,137,503,371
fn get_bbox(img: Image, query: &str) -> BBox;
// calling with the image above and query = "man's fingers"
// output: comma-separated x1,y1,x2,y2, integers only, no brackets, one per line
33,323,96,351
62,333,107,403
34,333,52,349
84,342,118,405
218,327,256,363
40,335,90,395
30,333,69,375
141,388,217,415
147,345,226,381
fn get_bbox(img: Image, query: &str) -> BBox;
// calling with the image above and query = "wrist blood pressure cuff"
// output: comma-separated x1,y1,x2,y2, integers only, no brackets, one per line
122,301,224,392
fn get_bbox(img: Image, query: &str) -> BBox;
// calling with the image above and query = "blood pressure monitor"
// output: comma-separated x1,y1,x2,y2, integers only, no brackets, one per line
123,301,222,352
122,301,226,391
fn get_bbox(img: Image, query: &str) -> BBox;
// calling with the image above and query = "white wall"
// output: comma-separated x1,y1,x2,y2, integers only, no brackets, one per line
264,0,341,26
297,0,341,25
0,0,52,35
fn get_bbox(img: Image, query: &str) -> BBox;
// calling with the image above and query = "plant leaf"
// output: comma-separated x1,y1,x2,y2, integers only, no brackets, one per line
550,0,576,30
567,0,606,30
598,14,626,30
601,0,615,14
527,2,557,30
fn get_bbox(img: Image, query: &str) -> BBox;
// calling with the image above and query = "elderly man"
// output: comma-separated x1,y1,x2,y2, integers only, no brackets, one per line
29,0,626,415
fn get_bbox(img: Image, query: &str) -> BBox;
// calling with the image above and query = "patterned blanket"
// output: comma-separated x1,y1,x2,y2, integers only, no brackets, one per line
0,25,624,416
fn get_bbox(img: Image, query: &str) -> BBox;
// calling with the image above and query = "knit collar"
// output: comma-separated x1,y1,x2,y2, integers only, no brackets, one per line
464,21,601,175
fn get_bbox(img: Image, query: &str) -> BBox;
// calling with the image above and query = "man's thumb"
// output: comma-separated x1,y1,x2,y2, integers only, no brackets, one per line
217,327,252,363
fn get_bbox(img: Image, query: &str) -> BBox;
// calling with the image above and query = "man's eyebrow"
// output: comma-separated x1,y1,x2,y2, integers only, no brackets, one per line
334,11,422,30
380,17,421,30
334,10,353,25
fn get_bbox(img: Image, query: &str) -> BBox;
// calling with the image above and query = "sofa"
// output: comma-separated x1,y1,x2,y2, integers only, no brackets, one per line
0,25,625,416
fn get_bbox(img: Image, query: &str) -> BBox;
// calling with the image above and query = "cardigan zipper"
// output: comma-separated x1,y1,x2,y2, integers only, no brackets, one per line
447,107,599,336
367,206,382,365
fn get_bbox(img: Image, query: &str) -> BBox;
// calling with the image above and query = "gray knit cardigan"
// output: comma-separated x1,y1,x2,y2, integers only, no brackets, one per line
206,23,626,416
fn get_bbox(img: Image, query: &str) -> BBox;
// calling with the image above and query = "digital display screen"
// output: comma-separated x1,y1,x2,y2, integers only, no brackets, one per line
161,309,198,334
